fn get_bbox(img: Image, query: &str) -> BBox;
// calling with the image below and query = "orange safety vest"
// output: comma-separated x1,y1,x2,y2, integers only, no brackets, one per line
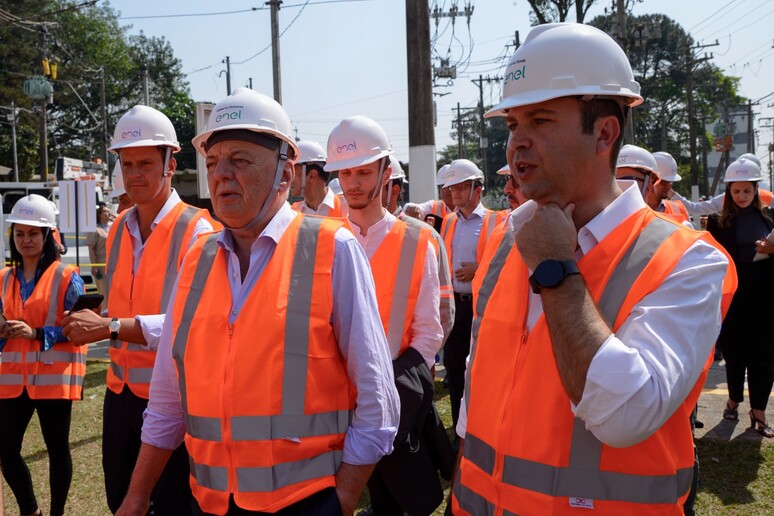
104,201,215,399
440,209,506,267
453,207,736,515
361,219,433,358
170,215,355,514
662,199,691,224
291,193,347,217
429,200,452,218
760,188,773,207
0,262,86,400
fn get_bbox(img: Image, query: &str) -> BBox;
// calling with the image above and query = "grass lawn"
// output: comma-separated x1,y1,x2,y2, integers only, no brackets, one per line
3,362,773,514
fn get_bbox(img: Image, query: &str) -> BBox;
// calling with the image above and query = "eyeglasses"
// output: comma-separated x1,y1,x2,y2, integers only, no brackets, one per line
618,175,646,184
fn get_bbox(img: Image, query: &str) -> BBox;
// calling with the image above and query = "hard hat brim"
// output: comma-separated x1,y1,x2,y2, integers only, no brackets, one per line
108,139,182,153
5,216,56,228
484,89,644,118
323,150,392,172
192,125,299,159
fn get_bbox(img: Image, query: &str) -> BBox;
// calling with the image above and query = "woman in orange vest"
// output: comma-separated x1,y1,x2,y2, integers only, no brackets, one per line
707,159,774,437
0,195,85,516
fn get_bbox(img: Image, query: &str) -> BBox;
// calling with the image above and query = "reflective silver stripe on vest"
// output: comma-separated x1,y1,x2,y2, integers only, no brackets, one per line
453,469,495,515
187,410,351,443
111,341,149,352
128,368,154,384
1,352,23,363
441,214,456,242
463,432,496,476
105,208,132,297
484,211,497,241
0,374,23,385
463,216,692,505
191,461,228,492
161,206,200,310
385,223,421,357
282,216,323,415
237,450,342,493
172,234,221,413
110,362,124,381
31,351,87,364
44,262,68,327
464,229,515,409
27,374,84,387
1,267,13,301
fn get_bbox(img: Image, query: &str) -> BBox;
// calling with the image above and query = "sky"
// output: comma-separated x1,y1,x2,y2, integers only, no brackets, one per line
106,0,774,175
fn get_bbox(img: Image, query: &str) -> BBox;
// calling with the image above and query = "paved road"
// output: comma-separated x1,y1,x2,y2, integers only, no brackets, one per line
85,344,771,443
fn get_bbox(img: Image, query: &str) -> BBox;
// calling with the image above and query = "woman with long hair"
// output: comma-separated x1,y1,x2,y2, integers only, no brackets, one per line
0,194,85,515
707,159,774,438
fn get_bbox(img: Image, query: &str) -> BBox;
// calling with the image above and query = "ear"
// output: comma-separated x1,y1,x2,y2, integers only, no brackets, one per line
278,160,295,192
596,115,621,159
165,157,177,178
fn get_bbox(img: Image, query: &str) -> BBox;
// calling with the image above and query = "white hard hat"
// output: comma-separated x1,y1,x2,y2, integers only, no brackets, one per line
191,87,298,159
109,105,181,153
324,116,393,172
485,23,642,118
389,155,407,182
328,178,343,195
738,153,761,169
108,162,126,198
296,140,327,165
496,164,510,176
724,159,761,183
48,200,59,216
6,194,57,228
443,159,485,188
436,164,451,186
616,144,659,176
652,152,681,182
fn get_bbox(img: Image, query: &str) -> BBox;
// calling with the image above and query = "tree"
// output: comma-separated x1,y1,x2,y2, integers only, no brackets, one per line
589,13,743,196
0,1,195,179
526,0,644,25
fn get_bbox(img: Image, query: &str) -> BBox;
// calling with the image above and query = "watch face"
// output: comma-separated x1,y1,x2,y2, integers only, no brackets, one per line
109,320,120,332
535,260,565,288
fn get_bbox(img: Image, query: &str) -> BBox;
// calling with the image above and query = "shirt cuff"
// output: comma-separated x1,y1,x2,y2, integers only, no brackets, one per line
141,408,187,450
135,314,165,350
341,425,396,466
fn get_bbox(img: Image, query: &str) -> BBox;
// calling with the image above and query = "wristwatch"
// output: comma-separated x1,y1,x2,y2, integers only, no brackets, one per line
529,260,580,294
108,318,121,341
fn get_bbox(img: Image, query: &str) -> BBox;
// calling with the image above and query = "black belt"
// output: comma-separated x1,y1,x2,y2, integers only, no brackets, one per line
454,292,473,303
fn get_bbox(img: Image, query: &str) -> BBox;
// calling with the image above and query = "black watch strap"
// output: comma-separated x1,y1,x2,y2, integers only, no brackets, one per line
529,259,580,294
110,318,119,341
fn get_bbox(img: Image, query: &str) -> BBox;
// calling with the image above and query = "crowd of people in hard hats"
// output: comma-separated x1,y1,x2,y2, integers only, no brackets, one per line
0,21,770,516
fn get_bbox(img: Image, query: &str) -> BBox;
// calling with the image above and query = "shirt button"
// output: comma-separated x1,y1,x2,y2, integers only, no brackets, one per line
232,272,237,279
232,309,238,315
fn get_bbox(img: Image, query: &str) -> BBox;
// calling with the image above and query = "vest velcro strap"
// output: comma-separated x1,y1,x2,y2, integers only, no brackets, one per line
236,449,342,493
27,374,84,387
501,454,693,505
231,410,352,442
127,367,154,384
454,476,495,515
464,432,496,475
29,351,86,364
0,374,23,385
110,362,124,381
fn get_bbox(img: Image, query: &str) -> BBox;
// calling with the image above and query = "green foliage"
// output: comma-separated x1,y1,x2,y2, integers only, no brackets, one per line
0,1,195,177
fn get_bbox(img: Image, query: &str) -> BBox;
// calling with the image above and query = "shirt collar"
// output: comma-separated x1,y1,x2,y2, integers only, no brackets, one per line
348,209,395,236
124,188,181,231
459,202,487,221
217,202,299,253
321,188,337,209
577,181,646,255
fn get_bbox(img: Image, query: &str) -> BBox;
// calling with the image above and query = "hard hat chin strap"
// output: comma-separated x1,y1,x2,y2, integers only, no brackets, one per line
641,172,650,197
162,148,172,178
369,157,388,203
301,164,307,196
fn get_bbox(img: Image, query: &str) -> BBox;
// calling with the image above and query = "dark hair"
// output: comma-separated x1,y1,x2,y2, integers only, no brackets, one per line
9,223,61,272
305,163,330,183
718,183,769,228
579,98,627,171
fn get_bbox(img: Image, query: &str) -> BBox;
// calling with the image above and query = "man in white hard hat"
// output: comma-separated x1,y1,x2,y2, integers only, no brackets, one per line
383,155,408,216
402,164,455,232
452,23,735,514
497,163,526,211
650,151,692,224
438,158,504,434
326,116,451,515
63,104,217,514
290,140,349,217
107,163,135,214
114,90,399,516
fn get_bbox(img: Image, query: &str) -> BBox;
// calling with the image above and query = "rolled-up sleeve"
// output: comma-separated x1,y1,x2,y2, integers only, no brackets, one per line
331,229,400,465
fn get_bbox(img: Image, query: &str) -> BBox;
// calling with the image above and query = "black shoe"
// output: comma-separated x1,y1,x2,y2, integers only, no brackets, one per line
694,420,704,429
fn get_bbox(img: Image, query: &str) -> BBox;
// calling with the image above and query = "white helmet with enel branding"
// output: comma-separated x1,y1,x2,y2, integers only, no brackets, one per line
108,105,180,153
724,159,761,183
6,194,57,228
652,152,681,182
485,23,642,118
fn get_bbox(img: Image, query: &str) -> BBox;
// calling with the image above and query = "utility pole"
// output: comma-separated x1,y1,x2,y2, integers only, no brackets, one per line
406,0,436,203
141,66,150,105
613,0,634,144
100,68,109,184
747,100,755,153
456,103,464,159
685,40,718,192
9,101,19,182
267,0,282,103
471,75,501,185
220,56,232,95
760,117,774,188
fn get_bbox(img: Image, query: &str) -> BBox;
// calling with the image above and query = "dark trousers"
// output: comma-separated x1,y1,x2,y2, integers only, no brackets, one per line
0,390,73,515
103,386,193,515
443,292,474,430
191,487,342,515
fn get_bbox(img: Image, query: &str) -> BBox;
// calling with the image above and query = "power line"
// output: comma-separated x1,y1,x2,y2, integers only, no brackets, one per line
118,0,370,20
689,0,743,32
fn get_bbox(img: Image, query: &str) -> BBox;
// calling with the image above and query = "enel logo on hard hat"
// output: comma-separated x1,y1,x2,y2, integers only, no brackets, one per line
215,110,242,123
504,65,527,84
122,129,142,139
337,142,357,153
17,208,34,215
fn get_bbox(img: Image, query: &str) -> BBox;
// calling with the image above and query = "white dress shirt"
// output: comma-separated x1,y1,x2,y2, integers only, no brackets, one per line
449,203,487,294
348,211,444,368
671,192,724,216
458,183,728,448
121,189,213,350
142,203,400,466
294,188,349,217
